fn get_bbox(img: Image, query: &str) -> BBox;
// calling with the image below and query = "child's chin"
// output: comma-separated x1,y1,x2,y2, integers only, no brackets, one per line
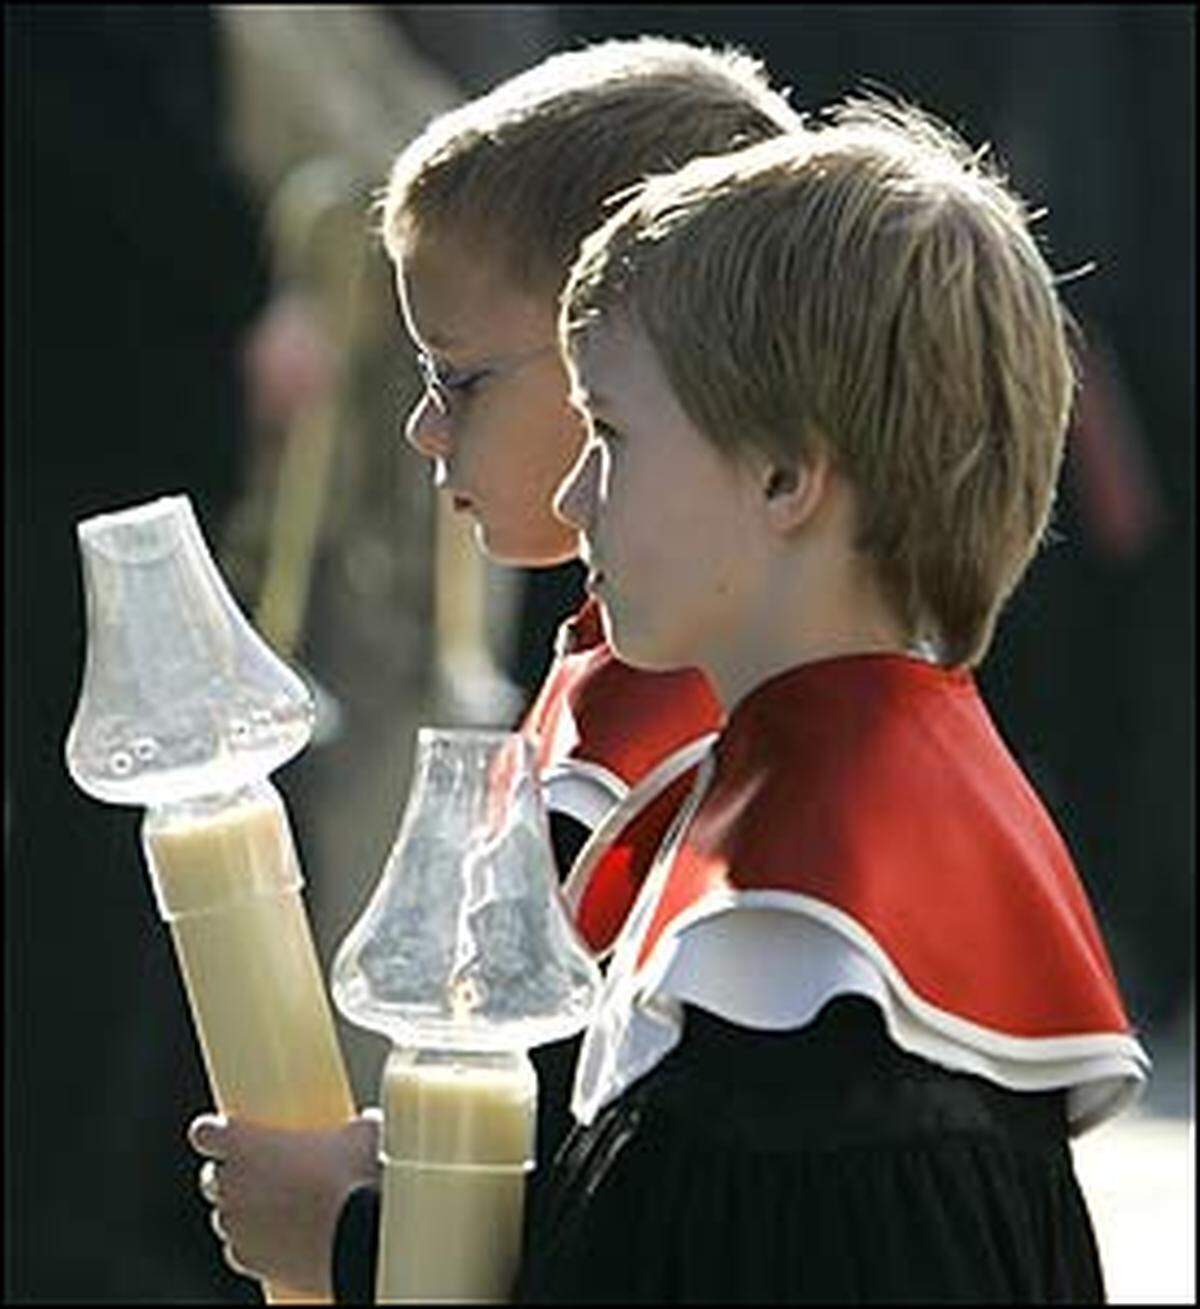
604,608,681,673
478,523,579,569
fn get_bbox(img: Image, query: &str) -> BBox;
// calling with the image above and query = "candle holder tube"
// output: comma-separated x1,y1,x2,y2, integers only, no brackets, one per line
64,494,354,1304
332,729,601,1303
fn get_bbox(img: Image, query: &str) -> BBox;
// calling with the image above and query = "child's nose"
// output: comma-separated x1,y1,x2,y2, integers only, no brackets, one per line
404,392,452,460
554,442,600,531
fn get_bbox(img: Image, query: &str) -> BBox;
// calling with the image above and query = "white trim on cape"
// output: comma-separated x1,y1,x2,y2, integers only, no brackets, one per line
541,757,629,831
561,733,719,927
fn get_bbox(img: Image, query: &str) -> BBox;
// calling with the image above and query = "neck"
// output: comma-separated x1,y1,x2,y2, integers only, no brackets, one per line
708,629,915,715
704,551,913,714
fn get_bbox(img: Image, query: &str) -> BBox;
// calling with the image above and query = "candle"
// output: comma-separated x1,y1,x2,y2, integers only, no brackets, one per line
144,783,355,1303
65,495,356,1305
330,729,601,1305
376,1048,536,1303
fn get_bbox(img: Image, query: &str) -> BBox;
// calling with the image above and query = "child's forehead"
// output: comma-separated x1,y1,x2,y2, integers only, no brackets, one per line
398,218,557,305
397,231,556,340
568,316,672,414
399,229,515,297
569,317,637,383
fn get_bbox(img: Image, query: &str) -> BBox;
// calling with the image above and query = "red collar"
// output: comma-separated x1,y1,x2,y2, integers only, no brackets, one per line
523,599,723,790
633,654,1134,1042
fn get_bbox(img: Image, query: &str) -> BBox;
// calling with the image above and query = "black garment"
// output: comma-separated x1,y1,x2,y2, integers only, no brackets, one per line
516,997,1105,1305
332,807,594,1304
535,811,594,1164
333,1187,382,1307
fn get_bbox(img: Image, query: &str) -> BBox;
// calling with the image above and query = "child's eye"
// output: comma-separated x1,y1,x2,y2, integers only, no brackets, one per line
417,351,490,413
432,365,489,402
444,367,488,394
592,417,621,444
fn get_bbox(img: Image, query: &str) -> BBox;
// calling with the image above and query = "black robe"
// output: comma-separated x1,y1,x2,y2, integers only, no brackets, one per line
332,811,1108,1305
514,996,1104,1304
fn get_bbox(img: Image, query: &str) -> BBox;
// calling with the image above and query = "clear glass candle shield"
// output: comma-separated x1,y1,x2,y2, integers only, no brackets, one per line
64,495,314,806
332,730,602,1051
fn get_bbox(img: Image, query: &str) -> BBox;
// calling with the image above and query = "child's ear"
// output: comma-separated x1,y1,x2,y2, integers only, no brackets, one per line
762,455,829,534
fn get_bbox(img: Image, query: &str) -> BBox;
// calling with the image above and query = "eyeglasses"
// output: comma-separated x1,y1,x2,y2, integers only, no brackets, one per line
416,343,557,417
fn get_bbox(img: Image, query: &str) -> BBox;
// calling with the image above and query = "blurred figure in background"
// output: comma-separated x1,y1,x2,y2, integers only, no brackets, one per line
6,5,269,1300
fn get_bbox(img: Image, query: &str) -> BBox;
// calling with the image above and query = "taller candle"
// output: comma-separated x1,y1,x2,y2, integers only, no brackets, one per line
65,494,354,1304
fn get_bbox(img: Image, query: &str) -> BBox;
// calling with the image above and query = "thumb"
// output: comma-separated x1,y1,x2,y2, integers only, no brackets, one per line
187,1112,230,1157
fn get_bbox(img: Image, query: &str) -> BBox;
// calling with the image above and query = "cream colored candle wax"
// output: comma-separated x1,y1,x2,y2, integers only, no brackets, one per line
143,783,355,1304
377,1047,537,1304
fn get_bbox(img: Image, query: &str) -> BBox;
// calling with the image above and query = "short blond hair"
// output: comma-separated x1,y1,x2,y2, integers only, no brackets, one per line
378,36,802,291
563,97,1078,668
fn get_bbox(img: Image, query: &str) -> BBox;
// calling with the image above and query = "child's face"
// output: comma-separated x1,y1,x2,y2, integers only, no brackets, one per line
396,232,587,566
556,319,767,673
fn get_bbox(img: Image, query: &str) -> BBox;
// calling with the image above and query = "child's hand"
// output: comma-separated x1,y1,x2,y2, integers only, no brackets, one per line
188,1109,382,1297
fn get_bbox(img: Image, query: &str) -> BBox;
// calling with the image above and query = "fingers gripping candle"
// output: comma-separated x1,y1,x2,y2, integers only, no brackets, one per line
331,730,602,1303
64,495,354,1305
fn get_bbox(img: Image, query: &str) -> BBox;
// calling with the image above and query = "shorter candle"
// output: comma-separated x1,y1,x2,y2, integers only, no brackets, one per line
377,1047,536,1303
329,728,601,1302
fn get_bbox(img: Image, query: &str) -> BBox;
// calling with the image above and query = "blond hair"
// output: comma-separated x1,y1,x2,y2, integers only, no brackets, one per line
564,97,1078,668
377,36,802,291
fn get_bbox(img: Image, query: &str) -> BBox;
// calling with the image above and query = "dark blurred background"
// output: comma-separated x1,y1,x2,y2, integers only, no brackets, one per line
5,4,1193,1302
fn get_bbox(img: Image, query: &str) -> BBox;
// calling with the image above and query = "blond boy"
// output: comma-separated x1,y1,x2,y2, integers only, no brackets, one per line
518,97,1149,1301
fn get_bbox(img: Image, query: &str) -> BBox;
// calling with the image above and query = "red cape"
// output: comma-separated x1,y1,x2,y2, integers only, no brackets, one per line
633,655,1134,1043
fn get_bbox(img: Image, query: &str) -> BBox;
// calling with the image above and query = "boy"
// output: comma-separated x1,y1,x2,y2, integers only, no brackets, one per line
520,96,1151,1300
188,37,802,1301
